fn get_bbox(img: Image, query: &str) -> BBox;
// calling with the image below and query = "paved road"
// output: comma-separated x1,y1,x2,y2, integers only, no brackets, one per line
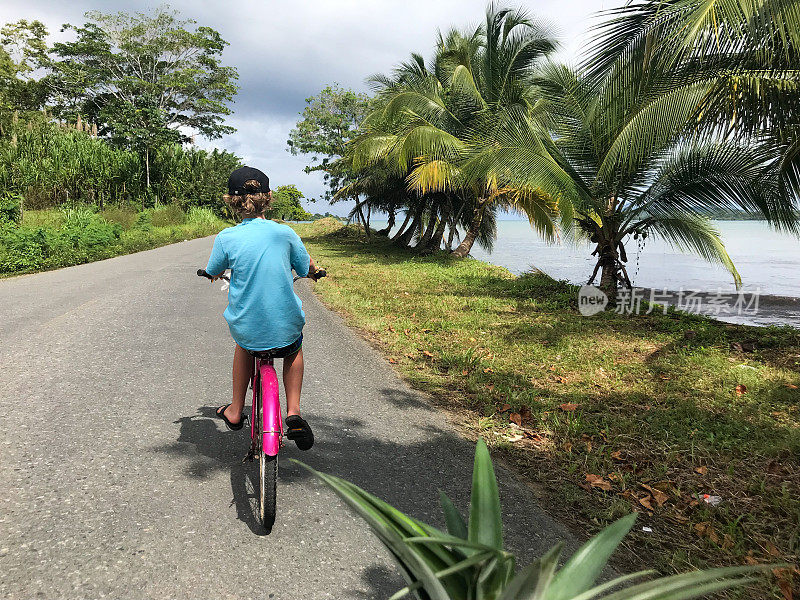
0,237,577,600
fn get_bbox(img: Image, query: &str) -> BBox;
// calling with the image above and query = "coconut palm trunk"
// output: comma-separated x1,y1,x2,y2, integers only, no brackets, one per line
424,214,449,253
451,199,487,257
395,204,424,247
377,207,396,236
416,209,438,251
354,198,370,237
391,209,413,241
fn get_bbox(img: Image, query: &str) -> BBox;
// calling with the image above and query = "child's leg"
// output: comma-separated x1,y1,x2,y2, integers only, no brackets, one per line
283,348,304,417
224,343,253,424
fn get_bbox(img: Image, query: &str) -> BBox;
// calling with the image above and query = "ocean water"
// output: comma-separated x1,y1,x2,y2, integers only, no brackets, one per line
370,219,800,298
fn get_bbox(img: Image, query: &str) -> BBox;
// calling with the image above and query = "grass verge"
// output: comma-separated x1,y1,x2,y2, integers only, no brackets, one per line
293,218,800,599
0,206,229,276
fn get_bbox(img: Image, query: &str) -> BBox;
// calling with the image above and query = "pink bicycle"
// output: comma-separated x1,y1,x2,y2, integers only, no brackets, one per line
197,267,325,530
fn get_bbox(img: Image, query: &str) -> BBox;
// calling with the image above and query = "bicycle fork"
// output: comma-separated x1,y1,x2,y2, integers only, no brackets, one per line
244,358,283,462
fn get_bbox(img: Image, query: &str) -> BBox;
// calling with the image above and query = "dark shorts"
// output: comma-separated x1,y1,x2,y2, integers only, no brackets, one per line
248,334,303,359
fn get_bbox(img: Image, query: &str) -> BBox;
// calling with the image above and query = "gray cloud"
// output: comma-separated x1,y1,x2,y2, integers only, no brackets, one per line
1,0,618,215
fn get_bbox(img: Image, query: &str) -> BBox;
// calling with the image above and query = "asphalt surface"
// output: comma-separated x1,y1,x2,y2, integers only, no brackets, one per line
0,236,578,600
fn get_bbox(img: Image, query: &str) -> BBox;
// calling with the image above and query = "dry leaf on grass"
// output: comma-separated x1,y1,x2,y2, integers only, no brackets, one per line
785,383,798,389
734,384,747,396
641,484,668,506
611,450,624,460
694,466,708,475
509,413,522,426
498,403,512,413
388,358,397,364
766,541,781,557
639,495,654,511
483,367,494,373
773,568,795,600
559,403,579,412
387,325,395,332
694,522,721,544
777,578,793,600
422,350,434,358
585,473,612,491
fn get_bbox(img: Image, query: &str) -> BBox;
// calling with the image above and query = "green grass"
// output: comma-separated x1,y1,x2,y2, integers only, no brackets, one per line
293,218,800,598
1,206,229,276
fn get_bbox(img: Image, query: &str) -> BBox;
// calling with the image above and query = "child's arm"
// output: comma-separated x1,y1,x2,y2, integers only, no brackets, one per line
206,235,229,280
289,230,313,277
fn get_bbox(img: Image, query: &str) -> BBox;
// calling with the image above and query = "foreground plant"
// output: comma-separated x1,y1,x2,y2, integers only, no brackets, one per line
297,439,769,600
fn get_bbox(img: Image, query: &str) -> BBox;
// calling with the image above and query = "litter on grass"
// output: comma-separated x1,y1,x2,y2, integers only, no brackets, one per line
701,494,722,506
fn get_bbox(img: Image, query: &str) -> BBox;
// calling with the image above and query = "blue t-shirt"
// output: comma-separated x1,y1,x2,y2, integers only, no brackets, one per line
205,218,311,351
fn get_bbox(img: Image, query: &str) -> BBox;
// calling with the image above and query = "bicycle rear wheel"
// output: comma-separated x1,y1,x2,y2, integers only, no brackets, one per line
259,452,277,531
256,388,277,531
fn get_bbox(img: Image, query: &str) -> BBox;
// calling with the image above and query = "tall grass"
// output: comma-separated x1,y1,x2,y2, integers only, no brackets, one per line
0,206,230,275
0,113,241,213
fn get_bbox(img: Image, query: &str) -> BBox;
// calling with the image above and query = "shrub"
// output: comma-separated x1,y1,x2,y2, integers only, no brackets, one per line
149,204,185,227
186,207,217,226
101,206,138,229
0,193,22,227
0,209,121,273
298,439,772,600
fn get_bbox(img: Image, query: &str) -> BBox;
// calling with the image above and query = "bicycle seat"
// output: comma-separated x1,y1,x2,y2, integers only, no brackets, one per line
248,349,278,360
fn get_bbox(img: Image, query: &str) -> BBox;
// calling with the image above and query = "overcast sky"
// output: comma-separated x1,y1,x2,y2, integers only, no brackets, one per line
1,0,617,216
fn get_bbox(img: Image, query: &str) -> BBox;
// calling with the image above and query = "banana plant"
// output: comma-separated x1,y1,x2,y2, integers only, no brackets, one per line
296,439,771,600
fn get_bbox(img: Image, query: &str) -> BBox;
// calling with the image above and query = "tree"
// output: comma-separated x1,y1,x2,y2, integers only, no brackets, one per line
0,20,49,114
351,4,560,257
268,184,313,221
584,0,800,202
487,59,795,301
47,7,238,188
287,84,372,202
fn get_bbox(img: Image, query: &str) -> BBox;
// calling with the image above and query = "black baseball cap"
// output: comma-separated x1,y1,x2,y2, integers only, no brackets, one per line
227,166,270,196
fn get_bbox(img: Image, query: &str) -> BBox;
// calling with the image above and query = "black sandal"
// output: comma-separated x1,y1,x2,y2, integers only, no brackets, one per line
285,415,314,450
215,404,245,431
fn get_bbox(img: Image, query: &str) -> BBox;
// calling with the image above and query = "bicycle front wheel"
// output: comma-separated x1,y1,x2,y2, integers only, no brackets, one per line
259,453,277,531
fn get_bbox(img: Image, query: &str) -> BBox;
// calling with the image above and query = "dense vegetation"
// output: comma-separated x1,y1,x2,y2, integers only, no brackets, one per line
0,8,325,274
0,205,228,275
294,219,800,599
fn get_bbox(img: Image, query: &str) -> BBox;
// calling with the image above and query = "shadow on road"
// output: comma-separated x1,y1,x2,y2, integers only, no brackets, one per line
155,398,461,534
156,407,267,535
152,385,569,597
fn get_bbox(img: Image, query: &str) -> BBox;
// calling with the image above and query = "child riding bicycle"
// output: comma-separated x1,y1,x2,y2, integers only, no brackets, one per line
205,166,318,450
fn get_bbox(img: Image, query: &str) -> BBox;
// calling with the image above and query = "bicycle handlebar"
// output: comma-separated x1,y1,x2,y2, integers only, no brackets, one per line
197,268,230,282
197,268,326,283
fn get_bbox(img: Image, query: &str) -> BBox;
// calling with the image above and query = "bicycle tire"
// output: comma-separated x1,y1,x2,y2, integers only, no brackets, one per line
259,453,277,531
256,388,277,531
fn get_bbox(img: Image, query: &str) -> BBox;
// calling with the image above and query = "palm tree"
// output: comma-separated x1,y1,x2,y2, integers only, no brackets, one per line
479,60,794,300
351,3,560,257
584,0,800,203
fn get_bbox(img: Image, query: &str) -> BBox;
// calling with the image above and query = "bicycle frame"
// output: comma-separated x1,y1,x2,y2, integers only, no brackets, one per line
251,357,282,457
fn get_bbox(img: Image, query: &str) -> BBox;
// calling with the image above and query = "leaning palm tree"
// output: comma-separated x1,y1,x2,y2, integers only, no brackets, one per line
351,3,561,257
476,60,793,300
